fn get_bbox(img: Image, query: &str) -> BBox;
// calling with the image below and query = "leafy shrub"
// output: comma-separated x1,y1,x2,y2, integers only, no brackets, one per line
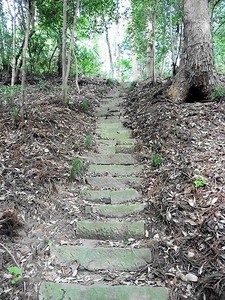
70,159,82,180
0,86,20,103
151,155,163,167
81,99,90,112
193,175,208,188
7,266,22,284
212,86,225,101
129,81,137,90
84,135,93,149
10,106,20,117
106,78,118,85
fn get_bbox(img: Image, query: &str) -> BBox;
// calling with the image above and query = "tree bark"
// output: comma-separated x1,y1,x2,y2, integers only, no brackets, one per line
21,0,31,103
62,0,67,105
168,0,218,102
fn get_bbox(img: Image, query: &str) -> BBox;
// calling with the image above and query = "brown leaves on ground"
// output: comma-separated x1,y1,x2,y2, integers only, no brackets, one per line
125,78,225,300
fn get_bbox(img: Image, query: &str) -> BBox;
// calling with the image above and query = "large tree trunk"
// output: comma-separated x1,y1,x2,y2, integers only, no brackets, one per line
168,0,218,102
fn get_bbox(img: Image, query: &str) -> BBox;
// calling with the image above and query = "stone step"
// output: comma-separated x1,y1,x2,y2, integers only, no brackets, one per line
89,153,137,165
88,164,143,176
96,128,132,140
50,245,151,271
97,116,126,123
76,220,145,240
95,110,121,117
39,283,169,300
96,122,125,130
81,188,142,204
86,176,142,189
115,144,135,153
85,203,146,218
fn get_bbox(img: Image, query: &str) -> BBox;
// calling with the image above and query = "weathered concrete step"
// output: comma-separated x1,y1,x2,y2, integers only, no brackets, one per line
96,140,135,154
116,144,135,153
89,154,137,165
96,120,125,129
86,176,142,189
88,164,143,176
39,283,169,300
96,128,132,140
95,110,121,117
81,188,141,204
76,220,145,240
50,246,151,271
85,203,146,217
97,116,125,123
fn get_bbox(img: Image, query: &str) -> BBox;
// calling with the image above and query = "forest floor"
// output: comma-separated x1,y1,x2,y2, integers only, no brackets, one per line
0,76,225,300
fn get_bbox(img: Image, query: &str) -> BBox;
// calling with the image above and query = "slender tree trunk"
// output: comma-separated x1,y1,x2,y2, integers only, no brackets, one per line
105,23,114,78
62,0,67,105
62,0,80,104
48,45,58,72
168,0,218,102
129,17,138,81
21,0,31,103
146,13,155,83
132,51,138,81
11,0,16,87
146,19,153,79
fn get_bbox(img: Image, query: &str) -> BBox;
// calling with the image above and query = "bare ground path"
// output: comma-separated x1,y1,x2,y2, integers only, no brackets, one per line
38,85,169,299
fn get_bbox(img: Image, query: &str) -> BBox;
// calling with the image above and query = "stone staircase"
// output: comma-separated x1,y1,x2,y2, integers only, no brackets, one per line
39,86,169,300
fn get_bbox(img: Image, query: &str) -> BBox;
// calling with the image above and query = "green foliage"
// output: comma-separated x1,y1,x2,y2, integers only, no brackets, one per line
106,78,117,85
7,266,22,284
81,99,90,112
84,135,93,149
193,175,208,188
47,240,53,247
10,106,20,117
151,154,163,167
70,159,82,180
129,81,137,90
212,86,225,100
120,58,132,81
0,86,20,103
76,46,101,77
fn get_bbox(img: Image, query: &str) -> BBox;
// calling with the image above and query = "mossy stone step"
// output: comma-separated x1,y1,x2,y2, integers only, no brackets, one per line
95,110,121,117
96,122,125,130
96,128,132,140
50,246,151,271
86,176,142,189
88,164,143,176
85,203,146,218
81,189,141,204
89,154,137,165
76,220,145,240
115,144,135,153
39,283,169,300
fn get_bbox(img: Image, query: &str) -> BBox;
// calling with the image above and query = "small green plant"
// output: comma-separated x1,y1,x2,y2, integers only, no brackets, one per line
81,99,90,112
70,158,82,180
0,86,20,103
151,155,163,167
47,240,53,247
123,238,129,245
212,86,225,101
106,78,117,85
7,266,22,284
10,106,20,117
193,175,208,188
38,79,48,91
84,135,93,149
129,81,137,90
